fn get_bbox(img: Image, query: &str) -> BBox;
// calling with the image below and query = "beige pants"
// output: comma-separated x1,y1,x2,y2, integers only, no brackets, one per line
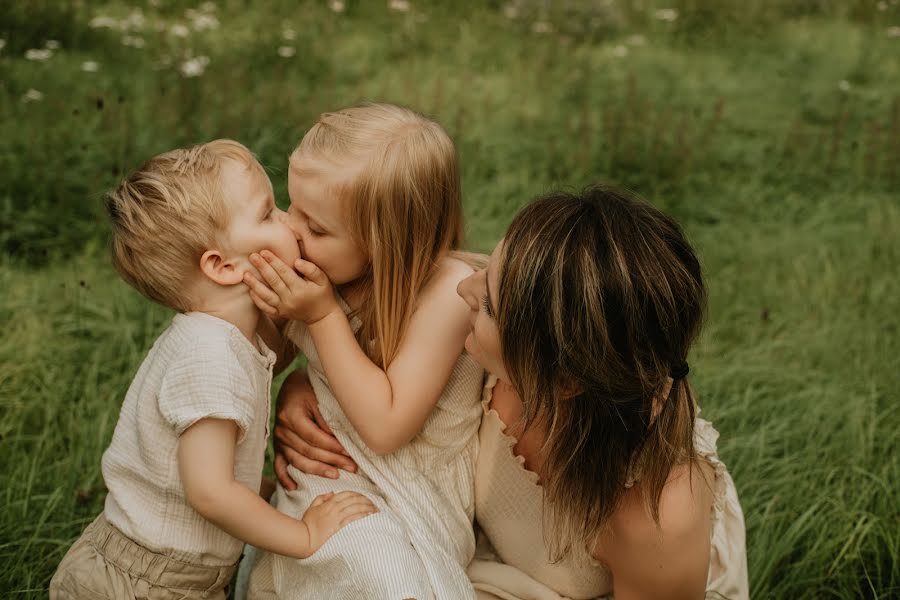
49,513,236,600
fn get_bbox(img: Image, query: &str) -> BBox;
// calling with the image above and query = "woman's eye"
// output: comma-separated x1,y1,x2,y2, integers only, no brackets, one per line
481,295,493,318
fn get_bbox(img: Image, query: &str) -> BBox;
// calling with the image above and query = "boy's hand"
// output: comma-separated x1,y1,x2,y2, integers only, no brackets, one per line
244,251,339,324
300,491,378,557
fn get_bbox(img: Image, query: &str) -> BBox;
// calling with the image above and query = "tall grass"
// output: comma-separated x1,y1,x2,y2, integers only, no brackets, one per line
1,1,898,597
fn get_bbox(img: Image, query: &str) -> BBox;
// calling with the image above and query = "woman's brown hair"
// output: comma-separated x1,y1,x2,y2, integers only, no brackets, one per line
497,185,707,561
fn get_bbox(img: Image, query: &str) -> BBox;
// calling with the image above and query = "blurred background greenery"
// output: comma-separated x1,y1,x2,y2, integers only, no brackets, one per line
1,1,898,598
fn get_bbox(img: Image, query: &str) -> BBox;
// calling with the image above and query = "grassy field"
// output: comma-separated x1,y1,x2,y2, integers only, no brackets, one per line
1,1,899,598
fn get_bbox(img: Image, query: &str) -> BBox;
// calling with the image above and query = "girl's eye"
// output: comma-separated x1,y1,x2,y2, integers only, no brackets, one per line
481,295,493,318
264,209,273,221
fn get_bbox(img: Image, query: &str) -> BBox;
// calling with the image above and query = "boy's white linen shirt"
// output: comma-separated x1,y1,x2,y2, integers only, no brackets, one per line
101,312,276,566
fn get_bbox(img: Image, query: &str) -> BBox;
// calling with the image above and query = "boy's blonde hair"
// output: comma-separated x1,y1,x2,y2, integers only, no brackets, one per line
292,103,463,369
106,139,266,312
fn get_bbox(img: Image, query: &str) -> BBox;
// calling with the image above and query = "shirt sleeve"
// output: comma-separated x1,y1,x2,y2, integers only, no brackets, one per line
158,343,257,443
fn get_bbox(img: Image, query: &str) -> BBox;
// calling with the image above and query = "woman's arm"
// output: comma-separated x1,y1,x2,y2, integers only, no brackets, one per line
593,463,714,600
178,418,376,558
273,368,358,489
256,314,298,375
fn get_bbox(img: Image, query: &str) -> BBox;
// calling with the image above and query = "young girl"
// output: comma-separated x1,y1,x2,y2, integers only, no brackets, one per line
241,104,485,599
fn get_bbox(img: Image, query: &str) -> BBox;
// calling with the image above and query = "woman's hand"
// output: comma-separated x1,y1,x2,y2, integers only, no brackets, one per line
274,369,358,490
244,251,339,324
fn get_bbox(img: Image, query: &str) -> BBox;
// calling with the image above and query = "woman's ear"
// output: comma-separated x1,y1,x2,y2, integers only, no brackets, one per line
558,379,583,400
199,250,244,286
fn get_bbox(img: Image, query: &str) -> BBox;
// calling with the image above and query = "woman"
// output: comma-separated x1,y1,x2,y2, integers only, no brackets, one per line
273,185,748,599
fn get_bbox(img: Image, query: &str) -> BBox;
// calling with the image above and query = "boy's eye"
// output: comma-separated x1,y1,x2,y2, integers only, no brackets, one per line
481,295,493,318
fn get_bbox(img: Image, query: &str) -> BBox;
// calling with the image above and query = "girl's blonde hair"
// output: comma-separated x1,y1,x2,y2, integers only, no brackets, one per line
292,103,465,368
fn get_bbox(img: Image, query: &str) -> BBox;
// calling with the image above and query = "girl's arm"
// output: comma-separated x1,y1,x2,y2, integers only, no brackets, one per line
178,418,377,558
592,463,714,600
245,252,473,455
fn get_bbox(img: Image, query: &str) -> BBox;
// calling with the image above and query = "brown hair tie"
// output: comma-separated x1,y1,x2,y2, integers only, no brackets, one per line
670,361,690,380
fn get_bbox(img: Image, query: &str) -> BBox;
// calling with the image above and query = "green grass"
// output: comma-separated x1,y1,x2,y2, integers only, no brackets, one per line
1,1,898,598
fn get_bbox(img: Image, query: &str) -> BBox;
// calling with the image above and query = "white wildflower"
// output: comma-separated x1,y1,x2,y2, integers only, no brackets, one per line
329,0,345,12
22,89,44,102
25,48,53,61
626,34,646,46
180,55,210,77
389,0,410,12
278,46,296,58
838,80,851,92
121,35,146,48
611,45,629,58
170,23,190,38
89,16,118,29
81,60,100,72
654,8,679,22
190,13,220,30
282,28,296,40
185,9,216,30
888,26,900,38
123,9,145,30
532,20,553,33
503,3,519,19
45,40,61,50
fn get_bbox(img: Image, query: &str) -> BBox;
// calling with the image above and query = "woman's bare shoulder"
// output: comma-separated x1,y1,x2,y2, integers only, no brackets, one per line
593,462,714,597
599,462,714,551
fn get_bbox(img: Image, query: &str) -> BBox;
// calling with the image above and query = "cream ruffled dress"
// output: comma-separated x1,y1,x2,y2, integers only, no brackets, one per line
467,375,749,600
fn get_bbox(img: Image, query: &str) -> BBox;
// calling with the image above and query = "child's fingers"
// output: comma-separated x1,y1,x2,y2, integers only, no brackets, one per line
260,251,302,290
250,253,292,297
330,491,376,507
310,492,336,507
338,504,380,527
294,259,328,286
249,290,279,318
244,272,280,305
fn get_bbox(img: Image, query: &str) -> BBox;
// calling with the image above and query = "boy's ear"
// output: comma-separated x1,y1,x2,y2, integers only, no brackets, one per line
199,249,244,286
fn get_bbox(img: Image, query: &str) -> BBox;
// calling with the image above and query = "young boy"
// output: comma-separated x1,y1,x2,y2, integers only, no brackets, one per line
49,140,377,600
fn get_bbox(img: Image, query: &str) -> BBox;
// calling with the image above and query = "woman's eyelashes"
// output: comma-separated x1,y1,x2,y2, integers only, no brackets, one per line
481,295,493,318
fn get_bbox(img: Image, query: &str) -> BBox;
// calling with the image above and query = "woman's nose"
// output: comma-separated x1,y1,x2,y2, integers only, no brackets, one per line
456,273,478,309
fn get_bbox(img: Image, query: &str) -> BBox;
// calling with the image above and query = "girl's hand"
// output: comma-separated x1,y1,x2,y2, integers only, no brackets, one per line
244,251,339,324
274,369,357,490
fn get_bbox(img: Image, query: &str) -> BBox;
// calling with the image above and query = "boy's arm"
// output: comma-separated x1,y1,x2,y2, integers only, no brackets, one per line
178,418,376,558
